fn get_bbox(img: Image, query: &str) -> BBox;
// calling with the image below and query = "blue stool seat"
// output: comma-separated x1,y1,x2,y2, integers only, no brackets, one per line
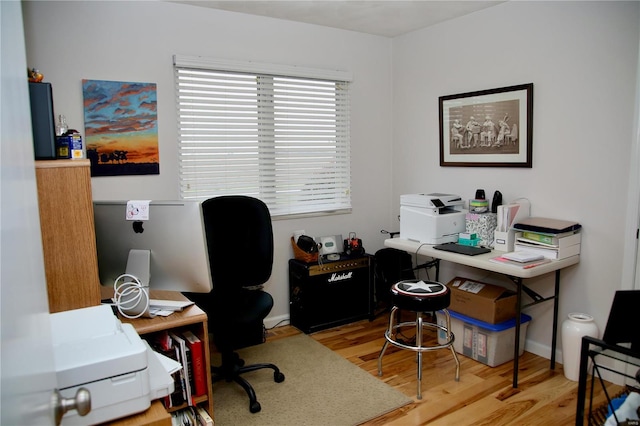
378,279,460,399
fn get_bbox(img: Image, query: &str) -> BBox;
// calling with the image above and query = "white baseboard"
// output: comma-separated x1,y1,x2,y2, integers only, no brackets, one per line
265,314,290,330
524,339,628,386
524,338,553,360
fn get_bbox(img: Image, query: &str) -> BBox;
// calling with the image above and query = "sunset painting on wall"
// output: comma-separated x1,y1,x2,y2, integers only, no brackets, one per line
82,79,159,176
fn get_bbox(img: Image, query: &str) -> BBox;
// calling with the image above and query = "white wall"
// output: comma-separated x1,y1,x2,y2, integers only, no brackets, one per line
21,0,394,325
392,1,640,359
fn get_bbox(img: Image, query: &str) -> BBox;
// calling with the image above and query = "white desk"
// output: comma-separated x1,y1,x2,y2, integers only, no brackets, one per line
384,238,580,388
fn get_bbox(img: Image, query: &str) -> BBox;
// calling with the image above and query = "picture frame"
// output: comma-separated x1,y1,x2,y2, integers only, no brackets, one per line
82,79,160,177
439,83,533,167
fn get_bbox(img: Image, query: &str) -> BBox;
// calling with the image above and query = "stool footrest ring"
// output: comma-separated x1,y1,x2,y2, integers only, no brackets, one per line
384,321,455,352
378,304,461,400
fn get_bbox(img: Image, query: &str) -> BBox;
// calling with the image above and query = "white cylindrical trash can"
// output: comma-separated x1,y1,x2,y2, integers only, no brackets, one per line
561,313,599,381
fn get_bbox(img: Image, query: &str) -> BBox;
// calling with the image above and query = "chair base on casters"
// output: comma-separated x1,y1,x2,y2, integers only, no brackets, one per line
377,280,460,400
213,353,285,413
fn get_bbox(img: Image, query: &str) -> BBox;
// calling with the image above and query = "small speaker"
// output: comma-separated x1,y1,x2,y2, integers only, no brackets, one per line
28,82,57,159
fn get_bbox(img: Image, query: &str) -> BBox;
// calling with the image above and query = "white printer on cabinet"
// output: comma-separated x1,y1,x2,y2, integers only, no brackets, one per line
51,305,173,425
400,193,467,244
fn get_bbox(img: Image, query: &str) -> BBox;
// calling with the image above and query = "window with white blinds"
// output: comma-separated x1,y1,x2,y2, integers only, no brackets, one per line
174,55,352,218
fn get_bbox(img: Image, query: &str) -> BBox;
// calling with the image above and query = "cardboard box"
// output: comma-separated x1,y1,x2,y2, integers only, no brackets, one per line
437,310,532,367
446,277,516,324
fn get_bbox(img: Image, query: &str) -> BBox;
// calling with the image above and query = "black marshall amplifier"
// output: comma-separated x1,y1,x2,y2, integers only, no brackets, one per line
289,255,373,334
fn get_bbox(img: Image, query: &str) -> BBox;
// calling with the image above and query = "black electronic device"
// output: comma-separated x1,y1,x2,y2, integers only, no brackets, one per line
28,82,57,159
296,235,319,253
289,256,372,333
343,232,364,256
491,190,503,213
433,242,491,256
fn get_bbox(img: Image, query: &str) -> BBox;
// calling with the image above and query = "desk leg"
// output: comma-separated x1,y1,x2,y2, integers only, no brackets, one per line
575,337,590,426
551,269,560,369
434,259,440,282
513,277,523,388
368,255,375,321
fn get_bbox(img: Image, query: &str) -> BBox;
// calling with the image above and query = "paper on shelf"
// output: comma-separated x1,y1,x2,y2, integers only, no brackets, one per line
153,349,182,374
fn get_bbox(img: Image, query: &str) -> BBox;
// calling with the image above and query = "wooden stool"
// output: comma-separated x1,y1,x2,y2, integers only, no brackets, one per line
377,279,460,399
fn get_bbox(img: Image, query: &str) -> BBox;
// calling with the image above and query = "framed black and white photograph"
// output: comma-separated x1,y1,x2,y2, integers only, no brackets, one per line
439,83,533,167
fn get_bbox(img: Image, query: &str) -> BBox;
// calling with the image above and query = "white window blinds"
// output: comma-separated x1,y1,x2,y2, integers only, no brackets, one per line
174,55,352,217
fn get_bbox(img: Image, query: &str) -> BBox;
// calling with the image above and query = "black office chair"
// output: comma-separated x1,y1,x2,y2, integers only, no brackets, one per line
185,196,284,414
373,247,438,314
373,248,416,311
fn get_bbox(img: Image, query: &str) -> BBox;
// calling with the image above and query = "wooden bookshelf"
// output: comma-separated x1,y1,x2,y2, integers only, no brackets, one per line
107,289,215,418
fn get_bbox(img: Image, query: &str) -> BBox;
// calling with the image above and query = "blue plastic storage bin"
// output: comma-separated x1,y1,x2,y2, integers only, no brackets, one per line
436,310,532,367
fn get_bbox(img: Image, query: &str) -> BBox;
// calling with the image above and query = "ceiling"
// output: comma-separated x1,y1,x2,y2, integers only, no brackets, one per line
170,1,505,38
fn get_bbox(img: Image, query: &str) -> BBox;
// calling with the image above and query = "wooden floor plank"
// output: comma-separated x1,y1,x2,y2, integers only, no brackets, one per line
265,315,625,425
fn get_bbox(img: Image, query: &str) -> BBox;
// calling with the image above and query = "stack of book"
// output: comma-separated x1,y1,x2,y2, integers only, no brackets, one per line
148,330,208,410
512,217,581,260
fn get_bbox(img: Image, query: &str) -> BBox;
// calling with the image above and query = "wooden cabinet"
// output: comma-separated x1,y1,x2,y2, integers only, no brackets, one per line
35,159,101,313
115,290,215,419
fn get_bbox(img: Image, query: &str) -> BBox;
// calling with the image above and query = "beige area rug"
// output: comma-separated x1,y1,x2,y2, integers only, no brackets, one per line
211,333,412,426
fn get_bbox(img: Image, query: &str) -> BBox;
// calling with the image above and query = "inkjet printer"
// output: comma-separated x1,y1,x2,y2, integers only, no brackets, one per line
400,193,467,244
51,305,173,425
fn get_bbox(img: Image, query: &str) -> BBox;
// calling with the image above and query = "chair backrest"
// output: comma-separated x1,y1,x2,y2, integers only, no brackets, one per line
602,289,640,355
374,248,415,297
202,196,274,292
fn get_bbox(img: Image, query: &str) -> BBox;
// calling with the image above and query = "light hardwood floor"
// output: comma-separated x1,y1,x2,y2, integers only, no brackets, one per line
267,314,624,425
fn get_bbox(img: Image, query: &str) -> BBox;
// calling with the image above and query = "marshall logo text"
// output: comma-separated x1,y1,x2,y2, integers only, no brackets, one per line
328,272,353,282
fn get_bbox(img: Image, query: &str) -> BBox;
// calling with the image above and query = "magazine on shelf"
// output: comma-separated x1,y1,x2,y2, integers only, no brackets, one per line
169,332,193,406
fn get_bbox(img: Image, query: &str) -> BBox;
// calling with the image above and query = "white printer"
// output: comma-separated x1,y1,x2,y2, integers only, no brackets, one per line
400,193,467,244
51,305,173,425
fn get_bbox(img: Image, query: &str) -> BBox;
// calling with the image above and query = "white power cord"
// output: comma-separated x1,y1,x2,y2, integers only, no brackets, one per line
113,273,150,319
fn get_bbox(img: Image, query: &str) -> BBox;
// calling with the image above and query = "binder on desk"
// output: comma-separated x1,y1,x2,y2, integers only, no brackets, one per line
516,232,581,249
513,217,581,235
